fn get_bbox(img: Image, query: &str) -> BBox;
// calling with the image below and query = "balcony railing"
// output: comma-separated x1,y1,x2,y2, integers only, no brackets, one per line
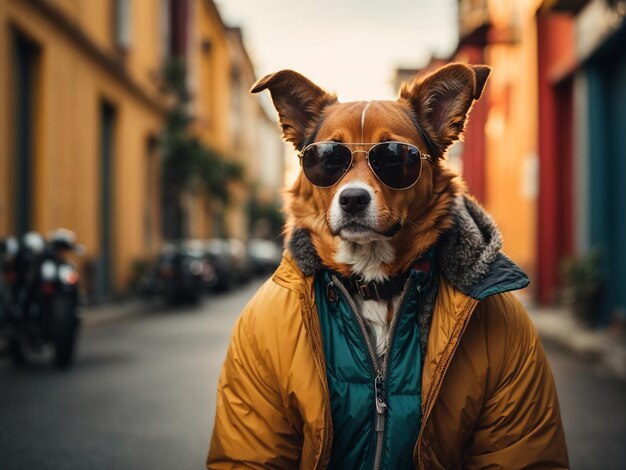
458,0,490,39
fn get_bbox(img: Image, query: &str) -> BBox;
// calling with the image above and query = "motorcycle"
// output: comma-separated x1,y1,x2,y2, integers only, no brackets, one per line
0,229,83,369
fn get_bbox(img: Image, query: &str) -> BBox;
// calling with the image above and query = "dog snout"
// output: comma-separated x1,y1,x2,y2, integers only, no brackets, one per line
339,188,371,215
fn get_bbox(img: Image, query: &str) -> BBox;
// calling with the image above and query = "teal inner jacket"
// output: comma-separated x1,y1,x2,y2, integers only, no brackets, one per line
315,267,430,469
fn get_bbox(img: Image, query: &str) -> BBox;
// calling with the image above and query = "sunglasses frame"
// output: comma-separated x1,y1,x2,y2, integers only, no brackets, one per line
298,141,433,190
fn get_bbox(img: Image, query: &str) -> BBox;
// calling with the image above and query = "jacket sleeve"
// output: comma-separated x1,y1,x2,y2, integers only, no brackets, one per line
464,295,570,469
207,311,301,469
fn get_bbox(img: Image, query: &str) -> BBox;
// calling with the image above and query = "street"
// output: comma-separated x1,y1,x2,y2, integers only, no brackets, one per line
0,279,265,470
0,281,625,470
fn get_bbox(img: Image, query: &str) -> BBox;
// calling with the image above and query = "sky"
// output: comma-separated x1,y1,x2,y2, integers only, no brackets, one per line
215,0,459,102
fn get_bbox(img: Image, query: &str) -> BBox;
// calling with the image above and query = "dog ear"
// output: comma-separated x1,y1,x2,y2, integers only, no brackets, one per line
399,63,491,157
251,70,337,149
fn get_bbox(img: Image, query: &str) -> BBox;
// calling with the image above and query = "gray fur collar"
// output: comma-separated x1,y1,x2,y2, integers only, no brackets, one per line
287,195,503,293
438,195,503,292
287,225,322,277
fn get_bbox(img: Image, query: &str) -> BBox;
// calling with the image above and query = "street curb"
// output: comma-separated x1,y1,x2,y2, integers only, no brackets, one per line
79,300,147,329
528,306,626,383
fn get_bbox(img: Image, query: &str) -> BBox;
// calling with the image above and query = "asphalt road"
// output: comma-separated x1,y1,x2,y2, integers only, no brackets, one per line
0,280,625,470
0,278,265,470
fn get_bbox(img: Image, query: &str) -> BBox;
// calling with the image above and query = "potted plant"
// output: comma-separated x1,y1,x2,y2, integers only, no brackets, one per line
560,248,604,327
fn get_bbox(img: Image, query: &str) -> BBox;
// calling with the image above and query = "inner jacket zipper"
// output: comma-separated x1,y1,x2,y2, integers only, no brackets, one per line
331,274,417,470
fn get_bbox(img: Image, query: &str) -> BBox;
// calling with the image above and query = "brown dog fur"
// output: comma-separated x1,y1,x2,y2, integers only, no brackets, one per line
251,63,490,279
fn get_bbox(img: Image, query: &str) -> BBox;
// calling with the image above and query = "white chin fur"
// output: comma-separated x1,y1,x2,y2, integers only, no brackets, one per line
335,239,395,282
339,229,387,244
357,297,389,357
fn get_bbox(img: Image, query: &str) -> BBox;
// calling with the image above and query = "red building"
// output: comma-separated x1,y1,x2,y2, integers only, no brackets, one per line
535,6,576,304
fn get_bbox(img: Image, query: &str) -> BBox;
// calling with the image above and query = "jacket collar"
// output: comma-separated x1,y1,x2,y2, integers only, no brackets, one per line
437,195,529,299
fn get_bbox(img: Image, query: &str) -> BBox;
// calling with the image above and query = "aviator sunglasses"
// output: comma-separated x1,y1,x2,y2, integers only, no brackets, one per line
298,141,432,190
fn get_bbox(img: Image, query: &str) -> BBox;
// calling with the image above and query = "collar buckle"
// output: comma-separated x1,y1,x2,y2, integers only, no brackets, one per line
356,279,380,300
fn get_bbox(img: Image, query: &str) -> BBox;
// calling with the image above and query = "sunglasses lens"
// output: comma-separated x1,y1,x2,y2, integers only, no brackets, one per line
302,143,352,187
369,143,423,189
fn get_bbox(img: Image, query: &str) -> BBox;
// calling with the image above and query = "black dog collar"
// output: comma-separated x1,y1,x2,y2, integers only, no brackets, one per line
340,272,411,301
333,249,435,301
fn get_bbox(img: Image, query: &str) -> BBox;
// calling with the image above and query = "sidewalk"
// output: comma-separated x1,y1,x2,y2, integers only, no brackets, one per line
527,304,626,383
79,300,148,329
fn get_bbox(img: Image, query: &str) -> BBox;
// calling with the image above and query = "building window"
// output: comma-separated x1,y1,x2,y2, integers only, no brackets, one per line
230,66,242,150
114,0,131,52
99,101,117,298
12,30,41,236
160,0,188,59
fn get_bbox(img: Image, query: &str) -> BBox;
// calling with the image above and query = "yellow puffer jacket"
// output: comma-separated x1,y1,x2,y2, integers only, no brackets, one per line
207,250,569,469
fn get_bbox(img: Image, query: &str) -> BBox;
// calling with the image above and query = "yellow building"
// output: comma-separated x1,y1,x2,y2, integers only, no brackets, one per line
0,0,282,298
0,0,167,298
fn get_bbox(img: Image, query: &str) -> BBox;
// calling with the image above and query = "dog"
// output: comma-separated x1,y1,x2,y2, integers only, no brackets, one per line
251,63,490,357
209,63,569,469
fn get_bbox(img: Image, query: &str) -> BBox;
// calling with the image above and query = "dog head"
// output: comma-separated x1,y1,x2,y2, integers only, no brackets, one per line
252,63,490,280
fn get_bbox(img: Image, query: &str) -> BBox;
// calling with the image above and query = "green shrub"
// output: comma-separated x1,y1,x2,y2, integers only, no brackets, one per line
560,248,604,326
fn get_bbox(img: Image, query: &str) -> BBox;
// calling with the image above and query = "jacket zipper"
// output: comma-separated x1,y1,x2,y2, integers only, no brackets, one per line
331,274,415,470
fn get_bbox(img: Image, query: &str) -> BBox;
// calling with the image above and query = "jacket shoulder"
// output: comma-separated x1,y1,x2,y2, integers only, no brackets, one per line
237,253,312,341
235,276,310,378
475,291,536,341
238,276,305,332
470,292,545,394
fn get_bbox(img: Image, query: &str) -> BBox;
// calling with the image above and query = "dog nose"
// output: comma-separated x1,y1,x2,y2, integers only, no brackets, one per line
339,188,371,215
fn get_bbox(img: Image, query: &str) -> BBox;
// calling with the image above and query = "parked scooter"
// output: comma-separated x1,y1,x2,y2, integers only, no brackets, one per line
0,229,83,369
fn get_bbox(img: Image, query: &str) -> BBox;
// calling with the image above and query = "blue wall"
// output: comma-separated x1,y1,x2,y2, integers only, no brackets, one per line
585,23,626,323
